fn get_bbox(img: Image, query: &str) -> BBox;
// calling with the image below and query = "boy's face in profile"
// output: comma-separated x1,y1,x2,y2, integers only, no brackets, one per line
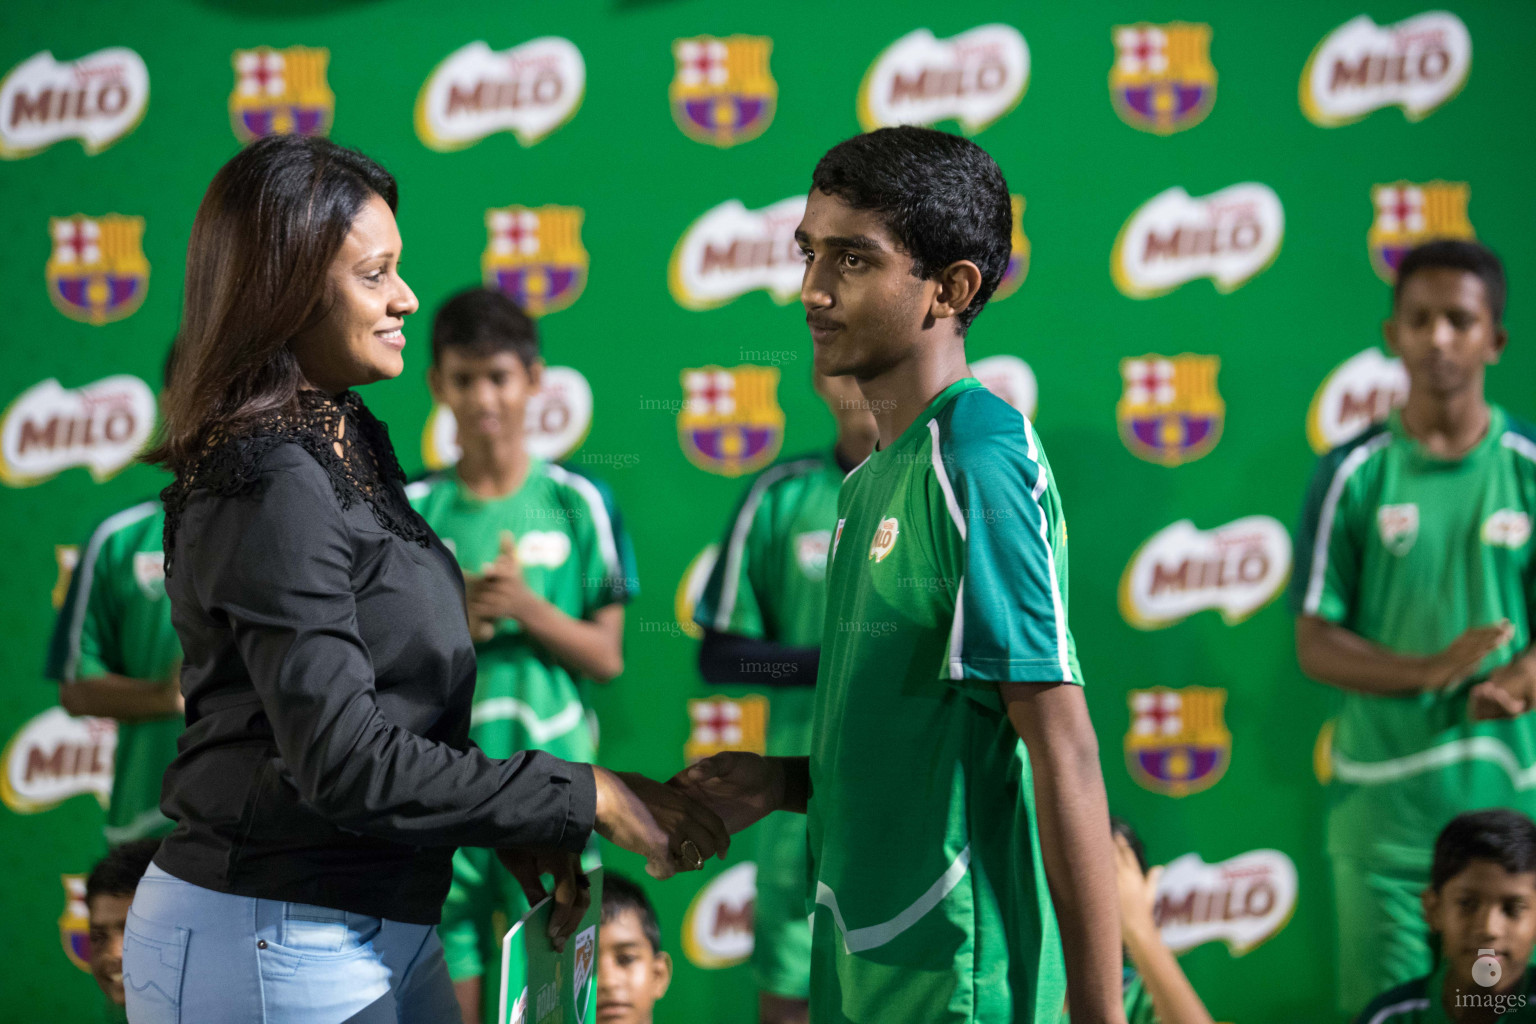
1424,860,1536,994
795,189,936,381
87,892,133,1006
596,909,671,1024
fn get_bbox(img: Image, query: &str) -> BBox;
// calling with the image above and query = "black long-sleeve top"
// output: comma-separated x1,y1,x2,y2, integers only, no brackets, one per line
153,392,595,924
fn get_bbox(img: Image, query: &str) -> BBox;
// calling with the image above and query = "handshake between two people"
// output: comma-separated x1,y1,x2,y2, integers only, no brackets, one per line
500,752,800,949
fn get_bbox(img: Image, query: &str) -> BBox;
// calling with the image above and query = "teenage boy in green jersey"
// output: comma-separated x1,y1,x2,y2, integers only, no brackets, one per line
407,287,637,1024
693,369,876,1024
1293,240,1536,1012
1353,809,1536,1024
46,500,182,845
673,126,1124,1024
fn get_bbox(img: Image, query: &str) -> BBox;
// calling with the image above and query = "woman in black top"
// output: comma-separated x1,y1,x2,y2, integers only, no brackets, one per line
122,135,725,1023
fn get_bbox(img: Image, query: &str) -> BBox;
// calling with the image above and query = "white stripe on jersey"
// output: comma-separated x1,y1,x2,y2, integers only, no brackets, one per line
1303,433,1391,616
814,844,971,953
927,421,968,681
1022,417,1072,682
712,458,823,631
544,464,622,584
1502,431,1536,465
929,414,1071,682
471,697,588,744
64,501,159,682
928,420,966,541
1333,735,1536,789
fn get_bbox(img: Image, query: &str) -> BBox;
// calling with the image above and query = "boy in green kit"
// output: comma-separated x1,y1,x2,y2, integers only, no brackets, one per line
1292,240,1536,1012
46,499,182,846
1353,809,1536,1023
408,287,637,1024
693,369,876,1024
672,127,1124,1024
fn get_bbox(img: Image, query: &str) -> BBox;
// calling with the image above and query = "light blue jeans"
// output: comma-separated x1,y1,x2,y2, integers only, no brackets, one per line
123,863,458,1023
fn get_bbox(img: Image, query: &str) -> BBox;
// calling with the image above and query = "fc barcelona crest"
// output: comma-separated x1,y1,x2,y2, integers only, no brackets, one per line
229,47,334,142
685,696,768,762
1110,23,1217,135
990,195,1030,302
1117,354,1223,466
59,874,90,972
482,205,588,318
669,36,776,147
1367,181,1474,284
46,215,149,325
678,365,784,477
1125,687,1231,797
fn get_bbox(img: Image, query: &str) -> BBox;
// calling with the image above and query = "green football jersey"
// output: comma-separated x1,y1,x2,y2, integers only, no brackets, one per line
809,378,1080,1024
693,450,842,756
693,450,842,998
1352,960,1536,1023
407,459,634,765
1292,406,1536,862
44,500,182,844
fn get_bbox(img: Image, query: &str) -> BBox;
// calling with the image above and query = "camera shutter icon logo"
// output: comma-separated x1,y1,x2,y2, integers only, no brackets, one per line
1473,949,1502,988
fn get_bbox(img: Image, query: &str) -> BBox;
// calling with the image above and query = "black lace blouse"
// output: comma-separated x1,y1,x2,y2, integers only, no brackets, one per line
153,390,595,924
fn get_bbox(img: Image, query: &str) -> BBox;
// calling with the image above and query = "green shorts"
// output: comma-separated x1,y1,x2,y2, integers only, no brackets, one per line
1330,853,1431,1017
751,811,811,999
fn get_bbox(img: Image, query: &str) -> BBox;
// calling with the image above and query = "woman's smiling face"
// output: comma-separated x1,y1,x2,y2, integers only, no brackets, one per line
292,194,418,392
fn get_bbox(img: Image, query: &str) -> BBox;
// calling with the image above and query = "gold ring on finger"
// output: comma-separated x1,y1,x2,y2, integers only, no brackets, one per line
680,838,703,870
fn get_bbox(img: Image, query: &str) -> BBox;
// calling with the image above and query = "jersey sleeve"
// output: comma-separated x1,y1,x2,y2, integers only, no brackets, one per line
585,471,640,603
1290,444,1368,624
44,522,121,683
693,475,775,640
552,466,634,617
931,404,1079,689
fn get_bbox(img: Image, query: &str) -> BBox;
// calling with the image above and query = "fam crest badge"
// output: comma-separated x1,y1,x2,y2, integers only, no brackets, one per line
991,195,1030,302
670,36,776,147
46,215,148,325
1110,23,1216,134
1367,181,1473,283
1117,355,1223,466
482,205,588,318
1126,687,1230,797
678,366,784,477
229,47,333,142
59,874,90,972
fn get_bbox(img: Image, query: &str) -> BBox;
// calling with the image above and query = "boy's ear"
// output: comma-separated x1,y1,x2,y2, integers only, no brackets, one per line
1381,317,1400,357
652,950,673,1000
427,365,445,403
1488,324,1509,366
528,358,545,391
930,260,983,324
1421,886,1442,933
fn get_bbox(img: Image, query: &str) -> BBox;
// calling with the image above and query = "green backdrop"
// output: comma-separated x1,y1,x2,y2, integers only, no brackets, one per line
3,1,1534,1021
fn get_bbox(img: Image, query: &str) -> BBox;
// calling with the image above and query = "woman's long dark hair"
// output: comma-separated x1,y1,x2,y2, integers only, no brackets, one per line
143,134,398,473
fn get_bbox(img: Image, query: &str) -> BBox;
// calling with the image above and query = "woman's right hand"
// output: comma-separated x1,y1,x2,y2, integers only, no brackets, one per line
591,766,729,879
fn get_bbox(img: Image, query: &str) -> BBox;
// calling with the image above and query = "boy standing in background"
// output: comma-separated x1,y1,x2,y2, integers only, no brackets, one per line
1294,241,1536,1010
694,368,876,1024
409,287,637,1023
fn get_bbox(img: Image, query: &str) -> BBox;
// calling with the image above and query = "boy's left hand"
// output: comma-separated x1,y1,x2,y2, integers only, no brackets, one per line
1469,657,1536,720
467,533,538,625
